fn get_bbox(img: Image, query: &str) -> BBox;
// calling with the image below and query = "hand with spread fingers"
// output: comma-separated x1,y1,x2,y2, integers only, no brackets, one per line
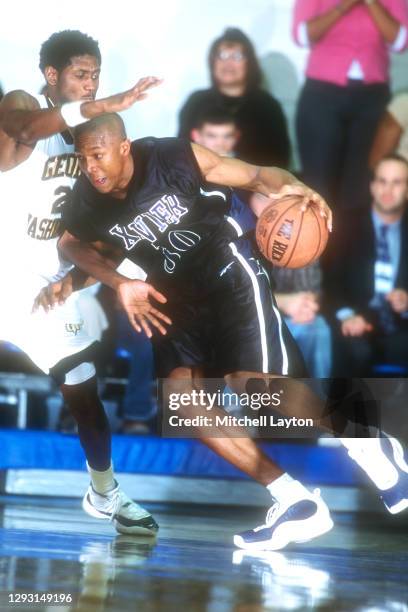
84,76,163,117
268,182,333,233
32,274,74,314
116,279,172,338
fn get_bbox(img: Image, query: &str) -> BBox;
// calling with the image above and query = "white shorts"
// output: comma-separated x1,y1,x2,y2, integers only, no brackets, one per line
0,284,97,382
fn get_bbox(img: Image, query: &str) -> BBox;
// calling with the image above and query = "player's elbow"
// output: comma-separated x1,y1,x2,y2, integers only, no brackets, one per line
17,123,39,145
58,231,79,258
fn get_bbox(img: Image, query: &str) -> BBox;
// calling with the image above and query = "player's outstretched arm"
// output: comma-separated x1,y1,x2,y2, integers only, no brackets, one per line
59,231,171,337
0,77,161,171
81,76,162,117
191,143,332,232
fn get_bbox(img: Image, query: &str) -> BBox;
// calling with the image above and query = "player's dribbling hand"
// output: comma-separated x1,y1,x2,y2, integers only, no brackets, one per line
268,183,333,233
32,275,74,314
116,279,172,337
95,76,163,115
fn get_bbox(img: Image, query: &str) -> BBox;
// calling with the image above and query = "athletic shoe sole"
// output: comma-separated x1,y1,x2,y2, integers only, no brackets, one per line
233,511,334,551
82,493,157,536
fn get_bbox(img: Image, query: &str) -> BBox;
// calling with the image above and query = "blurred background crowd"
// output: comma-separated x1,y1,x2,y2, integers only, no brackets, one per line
2,0,408,434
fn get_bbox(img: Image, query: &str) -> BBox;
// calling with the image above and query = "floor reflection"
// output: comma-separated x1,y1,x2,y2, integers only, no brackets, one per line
0,498,407,611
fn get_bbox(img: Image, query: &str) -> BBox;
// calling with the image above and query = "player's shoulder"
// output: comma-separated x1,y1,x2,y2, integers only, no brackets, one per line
0,89,39,111
132,136,191,157
72,172,97,205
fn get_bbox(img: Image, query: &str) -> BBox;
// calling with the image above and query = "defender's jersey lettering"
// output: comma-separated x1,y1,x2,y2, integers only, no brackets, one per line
42,154,81,181
27,214,62,241
11,94,79,282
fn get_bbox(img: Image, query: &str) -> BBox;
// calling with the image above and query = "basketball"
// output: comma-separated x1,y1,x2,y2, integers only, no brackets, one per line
255,195,329,268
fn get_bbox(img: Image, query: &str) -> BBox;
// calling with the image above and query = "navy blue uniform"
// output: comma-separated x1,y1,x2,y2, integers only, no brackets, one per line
64,138,304,377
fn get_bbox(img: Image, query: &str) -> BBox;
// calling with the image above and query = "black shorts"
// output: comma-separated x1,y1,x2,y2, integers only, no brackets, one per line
152,237,306,378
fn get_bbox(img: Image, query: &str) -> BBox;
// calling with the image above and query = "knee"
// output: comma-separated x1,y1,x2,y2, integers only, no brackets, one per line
61,378,107,428
164,368,195,416
225,372,284,395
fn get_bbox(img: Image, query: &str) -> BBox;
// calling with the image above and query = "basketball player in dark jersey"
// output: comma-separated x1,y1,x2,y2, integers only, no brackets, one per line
59,113,408,551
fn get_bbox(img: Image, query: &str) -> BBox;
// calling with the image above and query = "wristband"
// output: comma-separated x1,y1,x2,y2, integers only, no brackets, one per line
60,101,88,128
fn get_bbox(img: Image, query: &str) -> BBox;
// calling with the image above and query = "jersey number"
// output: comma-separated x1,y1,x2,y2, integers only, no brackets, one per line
51,186,72,215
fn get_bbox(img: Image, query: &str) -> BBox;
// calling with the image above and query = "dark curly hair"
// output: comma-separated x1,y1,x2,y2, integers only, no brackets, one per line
39,30,101,73
208,27,262,92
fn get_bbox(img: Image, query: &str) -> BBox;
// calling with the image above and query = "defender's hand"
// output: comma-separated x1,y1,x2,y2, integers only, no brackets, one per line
268,182,333,233
32,275,73,313
116,279,171,337
85,76,162,117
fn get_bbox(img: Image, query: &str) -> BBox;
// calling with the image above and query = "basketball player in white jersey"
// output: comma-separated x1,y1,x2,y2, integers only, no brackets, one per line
0,30,167,535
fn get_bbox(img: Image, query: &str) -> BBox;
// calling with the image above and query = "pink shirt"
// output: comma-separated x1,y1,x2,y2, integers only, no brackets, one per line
293,0,408,86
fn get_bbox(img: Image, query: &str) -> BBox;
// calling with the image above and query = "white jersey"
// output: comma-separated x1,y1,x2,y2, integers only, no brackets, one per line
4,94,80,287
0,94,97,382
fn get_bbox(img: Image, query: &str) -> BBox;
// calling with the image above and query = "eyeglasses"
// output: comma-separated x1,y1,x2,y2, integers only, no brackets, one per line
215,50,246,62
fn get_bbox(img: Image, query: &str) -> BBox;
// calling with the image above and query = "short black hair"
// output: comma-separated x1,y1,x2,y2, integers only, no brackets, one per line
373,153,408,176
39,30,101,73
74,113,127,144
194,106,237,130
208,27,262,92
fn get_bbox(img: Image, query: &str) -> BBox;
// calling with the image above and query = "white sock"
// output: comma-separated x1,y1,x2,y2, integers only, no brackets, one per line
87,462,116,495
340,437,398,490
266,473,309,504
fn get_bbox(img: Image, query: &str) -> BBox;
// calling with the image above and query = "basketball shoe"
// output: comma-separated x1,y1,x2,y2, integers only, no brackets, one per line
82,481,159,535
233,483,333,551
341,435,408,514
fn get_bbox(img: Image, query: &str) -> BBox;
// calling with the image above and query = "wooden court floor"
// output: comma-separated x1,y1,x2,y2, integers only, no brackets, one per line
1,496,408,611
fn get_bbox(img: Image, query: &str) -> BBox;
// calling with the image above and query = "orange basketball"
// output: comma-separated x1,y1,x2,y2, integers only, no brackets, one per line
255,195,329,268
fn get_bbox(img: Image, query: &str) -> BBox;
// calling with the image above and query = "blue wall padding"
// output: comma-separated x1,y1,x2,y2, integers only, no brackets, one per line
0,429,362,485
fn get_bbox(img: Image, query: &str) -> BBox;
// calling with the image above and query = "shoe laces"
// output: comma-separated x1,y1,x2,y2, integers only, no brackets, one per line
256,488,321,532
254,501,280,532
103,487,122,523
102,487,149,521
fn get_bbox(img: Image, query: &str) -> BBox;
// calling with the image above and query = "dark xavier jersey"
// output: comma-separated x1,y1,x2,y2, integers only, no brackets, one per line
64,137,242,295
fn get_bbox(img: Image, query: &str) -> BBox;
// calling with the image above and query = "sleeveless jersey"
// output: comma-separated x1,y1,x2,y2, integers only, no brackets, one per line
4,94,81,285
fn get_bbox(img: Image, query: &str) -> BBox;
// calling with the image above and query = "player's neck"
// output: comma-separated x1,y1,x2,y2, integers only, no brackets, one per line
43,86,59,107
111,156,135,200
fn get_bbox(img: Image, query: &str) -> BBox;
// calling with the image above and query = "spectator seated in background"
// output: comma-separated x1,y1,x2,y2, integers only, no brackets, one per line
178,27,290,167
293,0,408,210
273,263,332,379
370,91,408,169
326,154,408,377
190,106,240,158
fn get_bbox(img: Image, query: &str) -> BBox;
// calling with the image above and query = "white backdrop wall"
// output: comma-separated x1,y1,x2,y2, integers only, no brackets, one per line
2,0,408,169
